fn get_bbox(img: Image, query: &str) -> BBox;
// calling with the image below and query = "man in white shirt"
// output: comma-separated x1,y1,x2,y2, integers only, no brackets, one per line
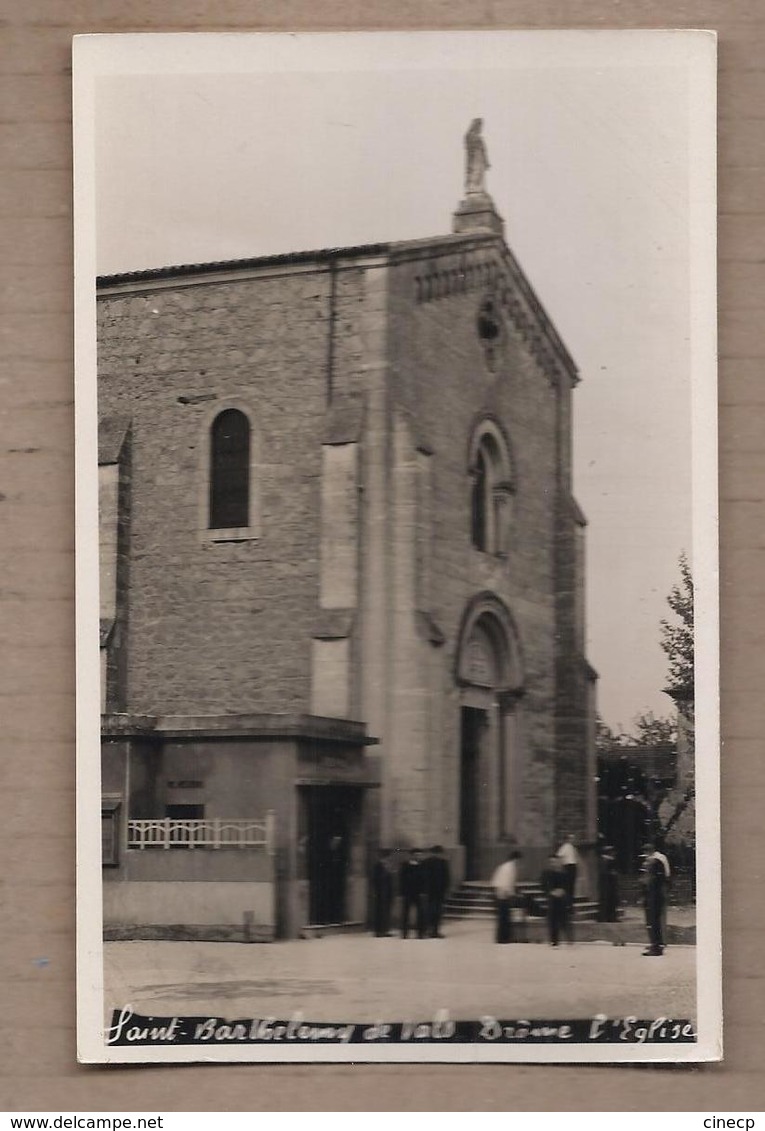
556,834,579,914
653,845,671,879
491,848,522,944
647,841,669,954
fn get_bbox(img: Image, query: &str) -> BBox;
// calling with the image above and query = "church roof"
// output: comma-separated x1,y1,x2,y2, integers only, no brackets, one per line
96,240,395,288
95,229,521,287
96,228,578,382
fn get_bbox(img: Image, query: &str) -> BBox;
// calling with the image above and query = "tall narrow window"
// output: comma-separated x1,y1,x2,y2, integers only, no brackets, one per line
209,409,250,529
468,420,515,555
471,447,488,549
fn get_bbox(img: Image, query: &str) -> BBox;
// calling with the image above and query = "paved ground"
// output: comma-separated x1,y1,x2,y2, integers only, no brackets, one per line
623,904,696,928
105,920,695,1025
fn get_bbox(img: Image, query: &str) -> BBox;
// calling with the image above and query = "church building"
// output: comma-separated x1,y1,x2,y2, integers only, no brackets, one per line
98,124,598,939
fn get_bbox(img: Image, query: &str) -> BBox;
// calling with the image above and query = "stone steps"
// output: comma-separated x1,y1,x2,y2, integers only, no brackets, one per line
443,881,599,921
444,906,600,921
300,921,365,938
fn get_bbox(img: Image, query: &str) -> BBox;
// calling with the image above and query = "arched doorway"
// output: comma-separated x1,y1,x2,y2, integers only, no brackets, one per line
456,594,524,879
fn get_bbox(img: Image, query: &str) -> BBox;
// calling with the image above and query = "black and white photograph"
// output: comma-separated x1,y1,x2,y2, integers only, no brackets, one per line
73,30,719,1063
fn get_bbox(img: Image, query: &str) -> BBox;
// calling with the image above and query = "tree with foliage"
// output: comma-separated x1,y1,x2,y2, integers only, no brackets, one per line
595,709,678,863
632,711,677,747
595,556,696,876
595,714,621,753
595,711,676,751
660,551,694,698
658,552,696,865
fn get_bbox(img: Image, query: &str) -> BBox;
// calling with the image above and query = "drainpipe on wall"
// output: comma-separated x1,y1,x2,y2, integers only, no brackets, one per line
326,259,338,405
553,369,564,846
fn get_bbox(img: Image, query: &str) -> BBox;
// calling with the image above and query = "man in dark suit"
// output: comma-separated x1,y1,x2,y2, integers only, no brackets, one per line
371,848,394,937
540,853,571,946
423,845,451,938
642,842,670,956
399,847,427,938
597,844,620,923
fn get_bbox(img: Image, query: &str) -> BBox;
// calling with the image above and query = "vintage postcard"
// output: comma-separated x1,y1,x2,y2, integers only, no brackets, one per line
74,30,720,1063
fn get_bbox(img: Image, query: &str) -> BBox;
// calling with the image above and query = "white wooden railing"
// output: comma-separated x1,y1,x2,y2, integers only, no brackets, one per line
127,812,275,854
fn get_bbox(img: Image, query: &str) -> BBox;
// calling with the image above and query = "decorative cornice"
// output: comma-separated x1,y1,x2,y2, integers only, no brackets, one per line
101,712,378,745
414,249,501,305
412,243,579,390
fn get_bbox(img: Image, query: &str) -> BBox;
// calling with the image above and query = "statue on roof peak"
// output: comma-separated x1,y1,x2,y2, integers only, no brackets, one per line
465,118,490,196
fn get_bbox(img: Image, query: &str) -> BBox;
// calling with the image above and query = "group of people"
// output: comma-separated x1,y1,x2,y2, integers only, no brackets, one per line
491,835,579,947
371,845,451,939
490,834,672,955
370,835,673,956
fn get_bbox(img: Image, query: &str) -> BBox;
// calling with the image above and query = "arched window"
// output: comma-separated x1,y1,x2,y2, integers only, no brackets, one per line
209,408,250,529
471,446,488,550
469,421,514,555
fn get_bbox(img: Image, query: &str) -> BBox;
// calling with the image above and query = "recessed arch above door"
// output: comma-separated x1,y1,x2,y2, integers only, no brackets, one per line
455,591,524,695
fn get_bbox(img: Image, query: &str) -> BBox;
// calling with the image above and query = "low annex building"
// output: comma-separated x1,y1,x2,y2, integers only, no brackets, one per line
98,124,598,939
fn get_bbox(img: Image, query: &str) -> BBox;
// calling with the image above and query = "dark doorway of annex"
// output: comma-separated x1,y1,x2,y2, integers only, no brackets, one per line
305,786,356,925
460,707,486,880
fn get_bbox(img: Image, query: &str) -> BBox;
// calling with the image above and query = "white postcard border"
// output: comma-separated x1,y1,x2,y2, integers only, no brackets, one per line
74,29,720,1065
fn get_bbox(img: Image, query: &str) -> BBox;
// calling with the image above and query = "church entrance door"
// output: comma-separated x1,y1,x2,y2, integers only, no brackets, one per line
460,706,486,880
305,786,354,925
456,595,525,881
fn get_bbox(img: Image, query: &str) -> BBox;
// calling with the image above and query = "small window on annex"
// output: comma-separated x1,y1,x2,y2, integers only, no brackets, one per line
209,408,250,530
101,797,122,868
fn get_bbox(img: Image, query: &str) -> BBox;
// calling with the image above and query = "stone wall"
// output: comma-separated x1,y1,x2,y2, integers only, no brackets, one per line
103,879,275,936
383,240,563,854
97,265,366,716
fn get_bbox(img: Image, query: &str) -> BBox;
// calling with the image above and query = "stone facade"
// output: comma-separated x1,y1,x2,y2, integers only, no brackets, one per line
98,187,597,935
